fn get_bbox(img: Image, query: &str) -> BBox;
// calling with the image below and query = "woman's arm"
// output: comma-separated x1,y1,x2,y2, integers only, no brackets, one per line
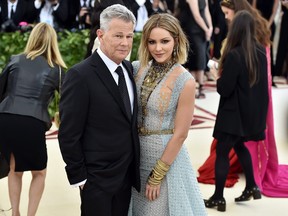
145,75,196,201
269,0,280,27
160,78,195,164
204,0,213,40
253,0,280,27
187,0,212,40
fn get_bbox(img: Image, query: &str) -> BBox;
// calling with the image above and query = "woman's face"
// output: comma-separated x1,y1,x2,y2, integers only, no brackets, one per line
221,6,235,22
147,27,175,64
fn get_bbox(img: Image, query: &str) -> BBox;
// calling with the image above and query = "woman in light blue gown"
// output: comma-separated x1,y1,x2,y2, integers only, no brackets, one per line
129,13,207,216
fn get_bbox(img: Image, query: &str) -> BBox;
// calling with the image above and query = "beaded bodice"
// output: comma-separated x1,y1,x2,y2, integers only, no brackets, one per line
133,61,193,134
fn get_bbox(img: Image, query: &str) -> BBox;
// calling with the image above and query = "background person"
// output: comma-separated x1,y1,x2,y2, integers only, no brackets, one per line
84,0,125,58
198,0,288,198
275,0,288,80
33,0,69,31
0,0,38,32
249,0,280,85
175,0,213,99
0,22,66,216
204,10,269,212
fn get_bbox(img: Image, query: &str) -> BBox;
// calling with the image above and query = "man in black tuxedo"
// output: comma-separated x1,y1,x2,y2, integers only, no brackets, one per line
33,0,69,31
123,0,163,31
0,0,38,32
66,0,94,30
58,4,140,216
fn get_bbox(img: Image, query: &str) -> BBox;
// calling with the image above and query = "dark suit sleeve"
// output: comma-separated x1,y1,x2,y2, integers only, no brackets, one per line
217,51,241,98
53,0,69,23
58,67,89,184
24,0,39,24
123,0,140,17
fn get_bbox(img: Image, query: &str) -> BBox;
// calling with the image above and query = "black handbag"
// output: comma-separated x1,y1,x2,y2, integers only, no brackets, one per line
0,152,9,179
54,66,62,128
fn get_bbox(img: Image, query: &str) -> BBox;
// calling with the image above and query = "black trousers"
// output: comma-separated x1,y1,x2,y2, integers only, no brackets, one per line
213,134,256,199
80,180,132,216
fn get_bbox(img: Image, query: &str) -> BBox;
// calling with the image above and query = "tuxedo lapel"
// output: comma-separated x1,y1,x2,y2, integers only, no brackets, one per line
1,1,8,21
91,52,131,122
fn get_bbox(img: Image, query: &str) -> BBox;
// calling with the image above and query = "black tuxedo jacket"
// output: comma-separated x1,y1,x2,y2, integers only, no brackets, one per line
123,0,157,19
34,0,69,30
66,0,93,30
58,51,140,194
0,0,38,28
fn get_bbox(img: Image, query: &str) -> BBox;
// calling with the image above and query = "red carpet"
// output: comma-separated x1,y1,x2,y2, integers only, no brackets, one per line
190,105,216,130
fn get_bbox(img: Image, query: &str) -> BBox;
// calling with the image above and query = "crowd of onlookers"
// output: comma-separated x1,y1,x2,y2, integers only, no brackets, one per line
0,0,96,32
1,0,287,82
0,0,174,33
0,1,288,215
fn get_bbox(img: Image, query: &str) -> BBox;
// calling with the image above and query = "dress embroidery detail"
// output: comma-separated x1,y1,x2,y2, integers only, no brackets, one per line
139,60,175,133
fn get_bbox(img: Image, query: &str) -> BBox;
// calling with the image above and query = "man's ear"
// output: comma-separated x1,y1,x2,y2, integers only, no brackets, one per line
97,29,103,41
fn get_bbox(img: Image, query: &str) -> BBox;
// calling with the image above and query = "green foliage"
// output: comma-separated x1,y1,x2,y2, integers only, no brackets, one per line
0,29,90,71
0,29,142,70
0,30,90,118
57,29,90,68
130,32,142,62
0,30,142,118
0,31,29,70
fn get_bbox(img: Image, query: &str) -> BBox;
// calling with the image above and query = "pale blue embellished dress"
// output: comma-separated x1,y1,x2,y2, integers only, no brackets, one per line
129,61,207,216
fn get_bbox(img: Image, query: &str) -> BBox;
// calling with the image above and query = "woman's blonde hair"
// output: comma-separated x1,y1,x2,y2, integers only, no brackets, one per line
24,22,67,68
138,13,189,67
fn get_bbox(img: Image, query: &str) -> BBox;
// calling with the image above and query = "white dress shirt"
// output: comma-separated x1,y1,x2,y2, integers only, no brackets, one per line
8,0,18,19
34,0,59,27
97,48,134,112
72,48,134,188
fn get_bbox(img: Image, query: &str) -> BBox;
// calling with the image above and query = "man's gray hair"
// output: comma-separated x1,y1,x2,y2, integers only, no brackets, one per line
100,4,136,31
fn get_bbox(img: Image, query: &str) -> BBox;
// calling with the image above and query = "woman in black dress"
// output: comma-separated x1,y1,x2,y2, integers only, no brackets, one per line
176,0,213,99
0,22,66,216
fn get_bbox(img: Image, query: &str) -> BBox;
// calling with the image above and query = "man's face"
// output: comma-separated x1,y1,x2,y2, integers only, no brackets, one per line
97,19,134,64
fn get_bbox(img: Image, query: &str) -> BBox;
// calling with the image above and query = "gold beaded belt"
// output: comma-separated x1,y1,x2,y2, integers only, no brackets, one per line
138,127,174,136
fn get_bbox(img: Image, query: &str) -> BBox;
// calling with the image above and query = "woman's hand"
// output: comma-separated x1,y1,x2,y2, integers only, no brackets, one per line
209,65,219,80
214,26,220,35
205,27,213,41
145,183,161,201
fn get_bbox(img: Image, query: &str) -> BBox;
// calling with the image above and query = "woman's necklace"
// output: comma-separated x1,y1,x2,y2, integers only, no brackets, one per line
139,59,175,132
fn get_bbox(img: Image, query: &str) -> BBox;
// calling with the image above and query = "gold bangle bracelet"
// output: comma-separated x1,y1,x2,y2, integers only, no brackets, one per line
147,159,171,186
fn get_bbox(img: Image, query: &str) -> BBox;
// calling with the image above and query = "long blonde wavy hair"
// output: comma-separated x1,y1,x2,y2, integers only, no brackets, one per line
24,22,67,69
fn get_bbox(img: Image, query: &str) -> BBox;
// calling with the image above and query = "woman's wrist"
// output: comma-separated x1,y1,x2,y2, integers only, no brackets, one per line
147,159,170,186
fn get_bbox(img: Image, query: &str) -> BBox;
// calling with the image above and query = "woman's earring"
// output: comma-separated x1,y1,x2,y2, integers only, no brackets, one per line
173,48,177,58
